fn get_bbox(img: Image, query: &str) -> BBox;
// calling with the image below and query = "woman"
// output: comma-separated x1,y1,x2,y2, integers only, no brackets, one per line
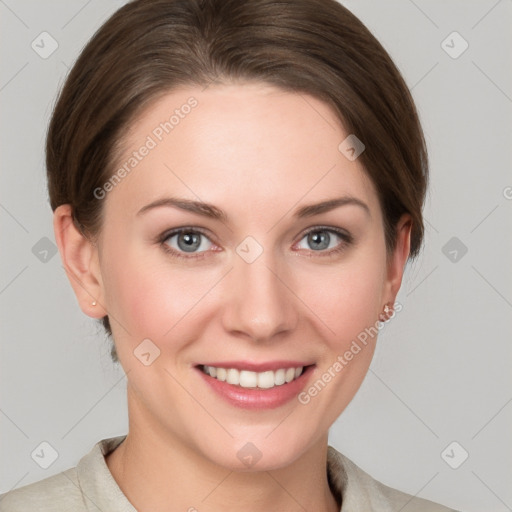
1,0,459,510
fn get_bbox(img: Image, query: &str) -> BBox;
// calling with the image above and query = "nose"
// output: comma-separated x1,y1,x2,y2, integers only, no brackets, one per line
220,246,299,343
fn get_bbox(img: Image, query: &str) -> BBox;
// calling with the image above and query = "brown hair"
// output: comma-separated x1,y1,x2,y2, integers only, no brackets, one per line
46,0,429,363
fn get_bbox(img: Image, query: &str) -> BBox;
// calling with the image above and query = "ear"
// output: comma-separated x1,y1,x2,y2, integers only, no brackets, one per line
381,213,412,306
53,204,106,319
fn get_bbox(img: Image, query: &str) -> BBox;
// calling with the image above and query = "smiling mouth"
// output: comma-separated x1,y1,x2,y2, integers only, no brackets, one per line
197,364,312,389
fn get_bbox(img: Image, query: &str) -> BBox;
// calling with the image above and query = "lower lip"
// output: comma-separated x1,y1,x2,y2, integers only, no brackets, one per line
195,365,315,410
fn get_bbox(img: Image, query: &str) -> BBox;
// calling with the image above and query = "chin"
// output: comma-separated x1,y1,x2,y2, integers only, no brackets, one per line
197,431,318,473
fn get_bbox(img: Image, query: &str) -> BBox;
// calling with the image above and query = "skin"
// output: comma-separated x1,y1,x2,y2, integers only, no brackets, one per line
54,82,411,512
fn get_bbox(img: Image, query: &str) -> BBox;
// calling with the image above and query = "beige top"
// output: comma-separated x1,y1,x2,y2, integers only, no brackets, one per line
0,435,458,511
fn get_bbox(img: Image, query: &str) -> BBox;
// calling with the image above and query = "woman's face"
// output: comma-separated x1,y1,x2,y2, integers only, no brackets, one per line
89,83,410,469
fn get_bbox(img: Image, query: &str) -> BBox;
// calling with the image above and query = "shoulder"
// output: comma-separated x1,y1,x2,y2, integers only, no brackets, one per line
0,467,83,511
0,435,128,512
327,445,461,512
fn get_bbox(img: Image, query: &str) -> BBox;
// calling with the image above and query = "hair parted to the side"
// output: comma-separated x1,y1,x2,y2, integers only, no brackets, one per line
46,0,429,364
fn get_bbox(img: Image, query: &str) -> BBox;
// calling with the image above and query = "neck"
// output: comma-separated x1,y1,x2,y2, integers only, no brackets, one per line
105,390,340,512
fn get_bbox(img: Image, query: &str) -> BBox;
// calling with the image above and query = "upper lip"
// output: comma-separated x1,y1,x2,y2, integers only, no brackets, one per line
196,361,315,372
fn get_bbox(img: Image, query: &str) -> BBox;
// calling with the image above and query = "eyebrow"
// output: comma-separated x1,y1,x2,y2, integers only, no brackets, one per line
136,195,371,221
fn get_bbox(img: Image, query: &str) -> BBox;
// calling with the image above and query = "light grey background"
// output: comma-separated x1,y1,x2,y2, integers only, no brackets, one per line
1,1,511,511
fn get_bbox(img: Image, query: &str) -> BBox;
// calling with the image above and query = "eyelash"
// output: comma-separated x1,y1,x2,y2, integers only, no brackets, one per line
158,226,354,261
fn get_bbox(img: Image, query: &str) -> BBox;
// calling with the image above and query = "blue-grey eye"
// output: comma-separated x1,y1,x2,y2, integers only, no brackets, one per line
297,229,345,251
164,230,212,253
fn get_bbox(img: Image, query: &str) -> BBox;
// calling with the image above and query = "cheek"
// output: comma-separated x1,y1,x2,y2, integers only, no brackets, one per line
304,254,385,346
102,246,216,344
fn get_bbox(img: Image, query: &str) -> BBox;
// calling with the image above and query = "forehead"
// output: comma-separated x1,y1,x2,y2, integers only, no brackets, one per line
104,83,379,222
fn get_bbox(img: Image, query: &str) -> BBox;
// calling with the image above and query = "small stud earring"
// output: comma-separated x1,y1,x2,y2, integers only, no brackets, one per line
379,303,393,322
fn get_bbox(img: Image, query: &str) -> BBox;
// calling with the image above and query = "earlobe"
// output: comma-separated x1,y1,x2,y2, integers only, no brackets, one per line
53,205,106,318
383,213,412,305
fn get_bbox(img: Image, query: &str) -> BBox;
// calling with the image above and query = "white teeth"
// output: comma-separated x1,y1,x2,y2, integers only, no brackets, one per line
239,370,258,388
202,365,305,389
274,368,285,386
226,368,239,385
258,371,275,389
285,368,295,383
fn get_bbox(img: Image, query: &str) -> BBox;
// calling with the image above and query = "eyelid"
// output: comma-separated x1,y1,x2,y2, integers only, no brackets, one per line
298,225,353,244
159,225,213,242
